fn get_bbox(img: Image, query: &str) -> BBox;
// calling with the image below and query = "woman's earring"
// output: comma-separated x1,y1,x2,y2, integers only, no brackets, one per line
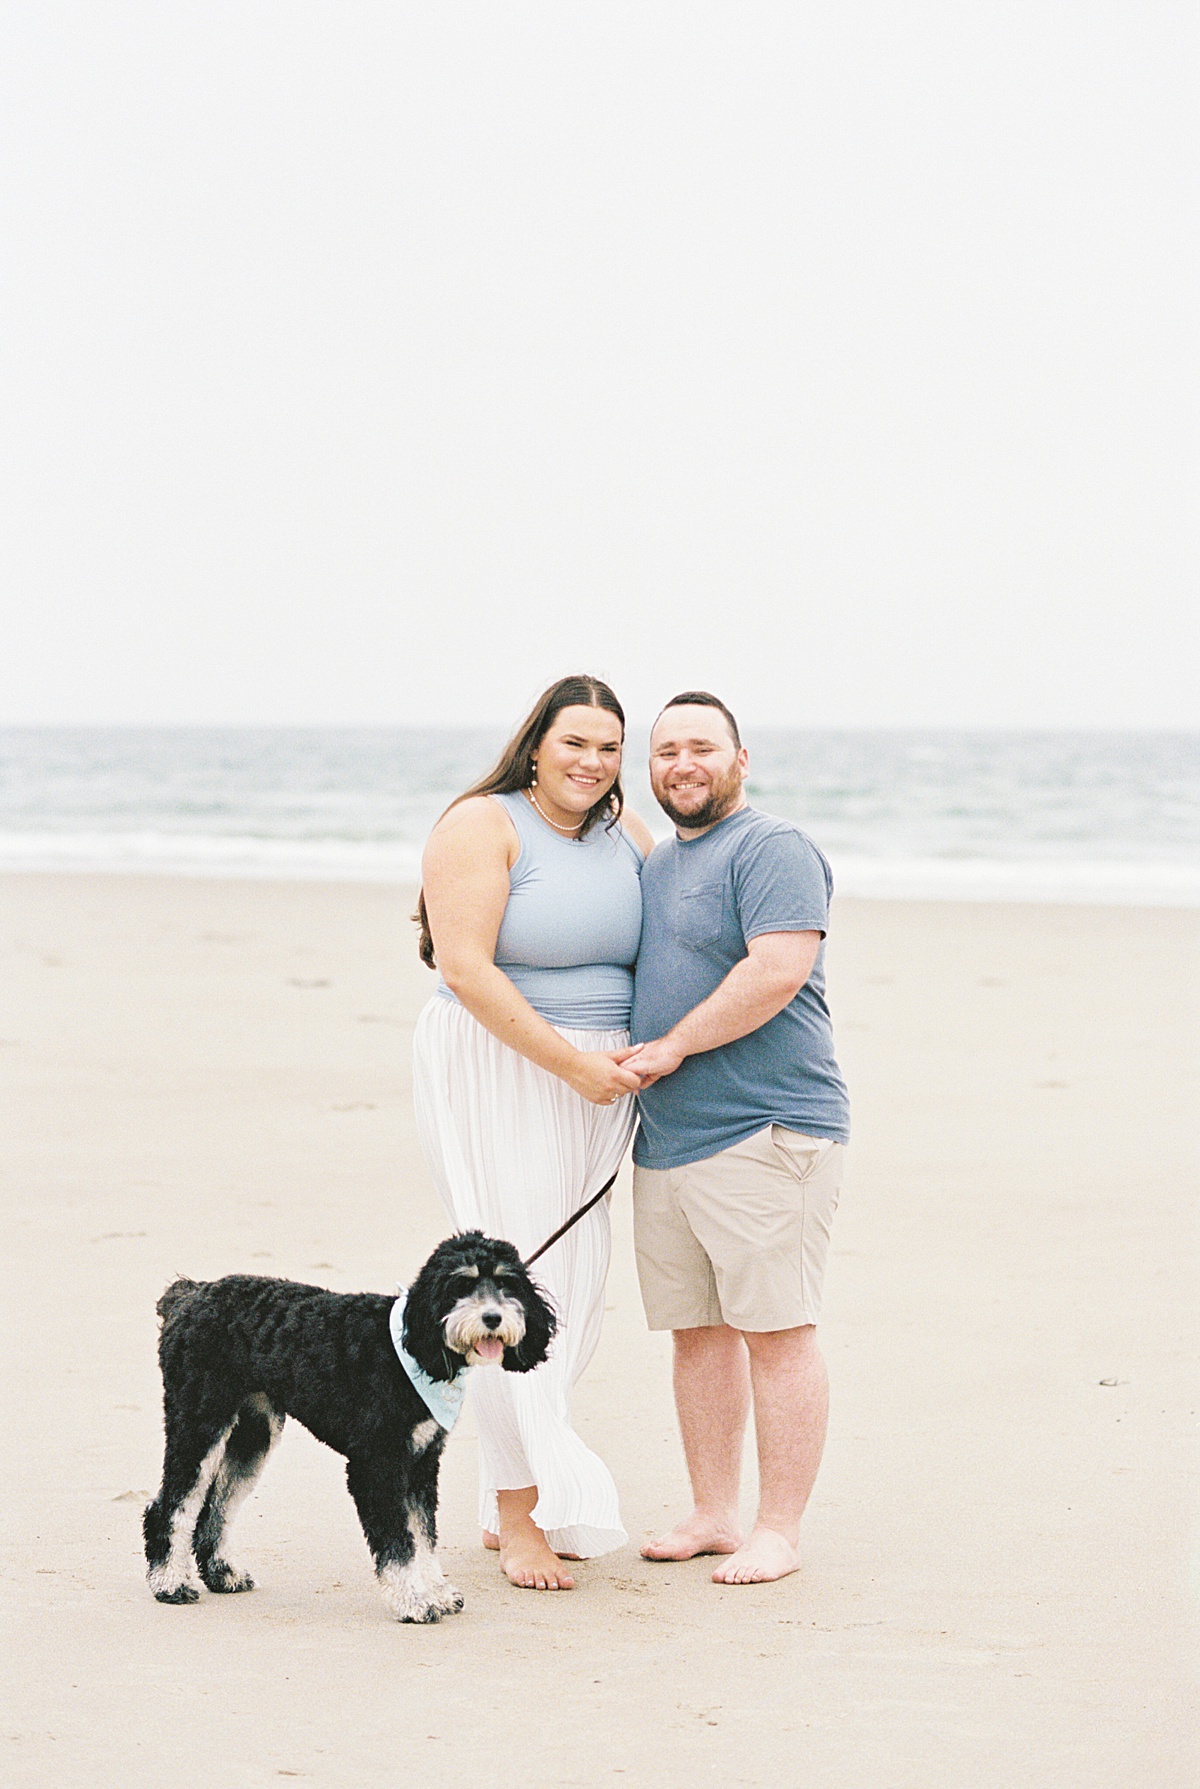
530,761,537,787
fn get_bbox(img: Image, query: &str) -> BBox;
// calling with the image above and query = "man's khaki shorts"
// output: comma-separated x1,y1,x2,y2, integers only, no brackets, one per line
632,1126,845,1333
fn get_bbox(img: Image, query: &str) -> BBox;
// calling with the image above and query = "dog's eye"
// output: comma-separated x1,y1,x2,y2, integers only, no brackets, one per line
492,1265,515,1279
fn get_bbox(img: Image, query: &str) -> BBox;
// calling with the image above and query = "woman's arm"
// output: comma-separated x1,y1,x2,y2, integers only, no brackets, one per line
421,797,642,1105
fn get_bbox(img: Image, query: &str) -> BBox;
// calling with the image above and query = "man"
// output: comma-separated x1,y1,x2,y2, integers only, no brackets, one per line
625,692,850,1586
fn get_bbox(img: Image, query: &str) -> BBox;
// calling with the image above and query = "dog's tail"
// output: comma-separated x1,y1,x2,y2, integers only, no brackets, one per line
156,1277,202,1324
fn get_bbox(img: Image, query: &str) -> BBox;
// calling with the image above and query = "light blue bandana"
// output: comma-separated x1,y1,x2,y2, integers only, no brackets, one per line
389,1290,468,1431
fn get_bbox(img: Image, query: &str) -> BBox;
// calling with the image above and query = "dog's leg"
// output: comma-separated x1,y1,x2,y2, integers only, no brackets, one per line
405,1423,464,1619
144,1423,232,1603
347,1429,463,1624
193,1394,284,1593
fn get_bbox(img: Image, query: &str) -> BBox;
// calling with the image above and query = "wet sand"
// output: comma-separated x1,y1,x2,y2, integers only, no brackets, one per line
2,874,1196,1787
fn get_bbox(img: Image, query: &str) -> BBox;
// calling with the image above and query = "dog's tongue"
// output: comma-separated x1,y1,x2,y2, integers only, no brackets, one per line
475,1337,505,1364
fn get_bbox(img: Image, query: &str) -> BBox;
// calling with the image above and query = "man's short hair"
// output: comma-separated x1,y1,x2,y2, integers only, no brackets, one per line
657,690,741,750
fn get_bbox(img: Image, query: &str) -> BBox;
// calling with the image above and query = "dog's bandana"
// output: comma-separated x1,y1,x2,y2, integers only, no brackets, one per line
389,1290,468,1431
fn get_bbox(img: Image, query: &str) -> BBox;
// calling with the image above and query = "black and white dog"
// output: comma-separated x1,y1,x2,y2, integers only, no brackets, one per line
144,1232,555,1623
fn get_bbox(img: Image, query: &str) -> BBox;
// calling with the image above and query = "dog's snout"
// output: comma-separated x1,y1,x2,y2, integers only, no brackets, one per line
481,1310,502,1331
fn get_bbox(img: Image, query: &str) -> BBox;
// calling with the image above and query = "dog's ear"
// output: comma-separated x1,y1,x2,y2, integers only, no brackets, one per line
504,1272,557,1374
402,1294,459,1383
402,1250,462,1383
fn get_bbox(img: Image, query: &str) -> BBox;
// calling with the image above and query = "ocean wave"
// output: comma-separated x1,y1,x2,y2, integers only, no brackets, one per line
2,829,1198,905
0,830,425,881
828,854,1200,907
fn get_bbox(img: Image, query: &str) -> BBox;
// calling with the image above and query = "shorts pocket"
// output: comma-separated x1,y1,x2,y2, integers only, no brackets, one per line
770,1126,834,1181
675,884,725,948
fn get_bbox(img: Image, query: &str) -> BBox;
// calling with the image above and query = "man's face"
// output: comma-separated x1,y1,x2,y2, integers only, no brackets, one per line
648,704,748,833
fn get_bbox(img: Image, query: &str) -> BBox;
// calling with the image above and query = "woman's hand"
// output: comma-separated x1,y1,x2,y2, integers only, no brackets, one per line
566,1049,644,1106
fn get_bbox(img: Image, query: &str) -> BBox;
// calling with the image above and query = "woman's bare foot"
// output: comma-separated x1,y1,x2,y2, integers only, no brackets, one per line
641,1512,742,1561
710,1526,800,1584
487,1527,578,1560
500,1526,575,1590
496,1486,575,1590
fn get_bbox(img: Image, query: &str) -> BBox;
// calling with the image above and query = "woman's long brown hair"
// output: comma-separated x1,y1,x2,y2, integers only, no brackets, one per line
414,674,627,968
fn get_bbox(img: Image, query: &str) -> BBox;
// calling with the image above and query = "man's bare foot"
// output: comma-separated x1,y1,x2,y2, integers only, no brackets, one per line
641,1513,742,1561
499,1524,576,1590
711,1526,800,1584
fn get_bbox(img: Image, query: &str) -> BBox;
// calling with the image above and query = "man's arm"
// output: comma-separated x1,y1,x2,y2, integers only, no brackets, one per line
627,930,821,1086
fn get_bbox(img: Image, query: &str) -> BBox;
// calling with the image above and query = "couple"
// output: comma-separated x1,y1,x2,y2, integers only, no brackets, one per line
412,674,849,1591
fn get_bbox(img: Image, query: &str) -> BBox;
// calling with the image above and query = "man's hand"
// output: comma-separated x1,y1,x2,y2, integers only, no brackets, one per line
623,1036,686,1087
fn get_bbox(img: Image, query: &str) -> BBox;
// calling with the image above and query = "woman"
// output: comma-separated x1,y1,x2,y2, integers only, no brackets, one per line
413,675,654,1591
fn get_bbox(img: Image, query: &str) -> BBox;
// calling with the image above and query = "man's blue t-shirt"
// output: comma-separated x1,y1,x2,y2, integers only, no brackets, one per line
631,806,850,1169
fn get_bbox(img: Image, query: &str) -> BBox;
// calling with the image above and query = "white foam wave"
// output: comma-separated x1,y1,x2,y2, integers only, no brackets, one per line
0,830,424,881
828,854,1200,907
1,831,1198,905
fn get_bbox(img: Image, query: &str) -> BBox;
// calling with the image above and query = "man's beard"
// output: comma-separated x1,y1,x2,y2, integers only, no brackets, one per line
653,766,743,831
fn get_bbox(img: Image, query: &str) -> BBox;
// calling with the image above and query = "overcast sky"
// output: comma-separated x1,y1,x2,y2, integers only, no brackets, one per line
1,3,1195,730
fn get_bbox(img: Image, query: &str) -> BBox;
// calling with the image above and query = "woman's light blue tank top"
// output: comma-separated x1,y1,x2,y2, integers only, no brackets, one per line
436,790,644,1029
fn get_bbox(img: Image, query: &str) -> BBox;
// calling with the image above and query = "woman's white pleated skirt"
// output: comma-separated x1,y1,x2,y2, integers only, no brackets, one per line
411,995,635,1558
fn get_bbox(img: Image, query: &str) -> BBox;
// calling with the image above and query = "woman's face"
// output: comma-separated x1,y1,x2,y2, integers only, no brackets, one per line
532,704,624,819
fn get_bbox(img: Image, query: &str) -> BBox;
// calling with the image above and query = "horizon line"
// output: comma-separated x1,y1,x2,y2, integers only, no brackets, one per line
2,719,1197,737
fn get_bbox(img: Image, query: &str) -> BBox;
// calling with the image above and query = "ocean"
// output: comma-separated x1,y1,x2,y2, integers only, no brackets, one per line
1,727,1197,905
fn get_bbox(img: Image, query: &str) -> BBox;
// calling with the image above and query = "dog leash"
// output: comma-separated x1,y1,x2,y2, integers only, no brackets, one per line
524,1171,619,1267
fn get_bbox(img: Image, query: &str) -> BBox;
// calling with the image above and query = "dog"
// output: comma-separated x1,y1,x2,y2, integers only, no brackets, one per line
143,1231,555,1623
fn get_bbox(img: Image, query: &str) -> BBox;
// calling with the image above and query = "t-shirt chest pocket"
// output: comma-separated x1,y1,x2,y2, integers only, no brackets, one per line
674,882,725,949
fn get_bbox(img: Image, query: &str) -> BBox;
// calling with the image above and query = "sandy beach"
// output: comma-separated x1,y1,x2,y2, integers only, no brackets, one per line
2,872,1196,1787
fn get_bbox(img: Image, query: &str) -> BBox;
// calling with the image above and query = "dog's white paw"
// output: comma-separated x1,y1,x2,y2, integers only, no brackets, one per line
403,1599,446,1624
154,1583,201,1605
378,1558,464,1623
386,1583,463,1623
148,1564,202,1605
200,1559,256,1594
386,1585,445,1624
432,1580,464,1617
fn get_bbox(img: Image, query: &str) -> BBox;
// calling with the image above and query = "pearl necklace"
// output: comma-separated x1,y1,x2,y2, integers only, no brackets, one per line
527,788,585,834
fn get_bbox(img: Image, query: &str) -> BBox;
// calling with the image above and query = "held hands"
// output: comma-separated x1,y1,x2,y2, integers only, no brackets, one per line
619,1037,685,1088
567,1048,645,1106
566,1038,687,1103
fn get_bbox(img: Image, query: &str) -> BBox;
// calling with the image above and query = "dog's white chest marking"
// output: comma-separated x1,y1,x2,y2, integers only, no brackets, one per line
410,1418,439,1453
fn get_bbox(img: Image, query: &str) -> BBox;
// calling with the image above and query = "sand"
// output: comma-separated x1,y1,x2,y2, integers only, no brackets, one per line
2,874,1196,1787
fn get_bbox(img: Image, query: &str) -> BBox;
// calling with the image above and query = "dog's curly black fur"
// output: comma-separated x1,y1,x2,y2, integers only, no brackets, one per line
144,1231,555,1623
